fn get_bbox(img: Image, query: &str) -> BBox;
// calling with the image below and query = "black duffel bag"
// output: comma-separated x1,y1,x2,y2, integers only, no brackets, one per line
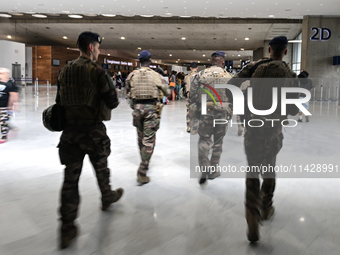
42,80,65,132
42,103,65,132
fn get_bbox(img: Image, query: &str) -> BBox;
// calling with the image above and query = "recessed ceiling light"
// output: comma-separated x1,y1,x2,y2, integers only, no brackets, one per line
238,54,241,56
165,12,172,16
245,37,250,40
208,59,210,61
180,16,191,18
235,38,237,40
140,15,154,17
198,61,200,63
169,54,172,56
63,36,68,39
67,47,69,49
138,47,141,50
0,14,12,18
178,59,180,60
69,15,83,18
240,48,244,51
155,61,157,63
176,61,178,63
203,54,205,57
102,14,116,17
32,14,47,18
193,49,196,51
269,15,274,17
108,54,110,56
120,37,125,40
181,37,186,40
7,35,12,39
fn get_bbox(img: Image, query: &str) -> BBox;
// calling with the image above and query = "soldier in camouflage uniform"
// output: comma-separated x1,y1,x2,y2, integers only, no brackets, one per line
57,32,124,249
126,50,170,184
190,51,232,185
184,62,198,133
229,36,299,242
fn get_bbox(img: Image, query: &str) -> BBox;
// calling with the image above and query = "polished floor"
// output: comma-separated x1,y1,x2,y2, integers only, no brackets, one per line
1,85,340,255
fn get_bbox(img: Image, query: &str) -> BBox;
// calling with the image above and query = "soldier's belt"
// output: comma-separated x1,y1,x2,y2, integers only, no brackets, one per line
134,99,157,105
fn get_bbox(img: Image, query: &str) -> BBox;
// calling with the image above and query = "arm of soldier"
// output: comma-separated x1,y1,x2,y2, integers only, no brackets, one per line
96,66,119,109
154,72,170,97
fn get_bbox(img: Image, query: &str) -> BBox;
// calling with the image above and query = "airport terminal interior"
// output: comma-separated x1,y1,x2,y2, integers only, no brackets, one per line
1,1,340,254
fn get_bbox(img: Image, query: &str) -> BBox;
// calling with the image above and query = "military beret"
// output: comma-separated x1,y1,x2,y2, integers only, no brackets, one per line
190,62,198,68
77,31,102,44
138,50,151,60
269,36,288,46
211,51,225,58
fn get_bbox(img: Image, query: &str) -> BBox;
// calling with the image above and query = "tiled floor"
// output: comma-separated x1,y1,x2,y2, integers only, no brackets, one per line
1,86,340,255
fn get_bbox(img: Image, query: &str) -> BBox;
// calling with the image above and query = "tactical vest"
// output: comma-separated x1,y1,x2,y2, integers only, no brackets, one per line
59,57,99,109
250,60,295,113
129,68,159,100
197,66,232,114
185,71,197,92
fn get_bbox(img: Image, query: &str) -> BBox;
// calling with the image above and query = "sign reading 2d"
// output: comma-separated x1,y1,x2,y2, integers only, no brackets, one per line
310,27,331,41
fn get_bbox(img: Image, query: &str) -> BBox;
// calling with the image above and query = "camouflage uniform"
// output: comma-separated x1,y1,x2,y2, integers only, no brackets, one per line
190,66,232,180
184,70,197,131
58,56,119,230
0,108,10,140
126,67,170,179
230,57,298,240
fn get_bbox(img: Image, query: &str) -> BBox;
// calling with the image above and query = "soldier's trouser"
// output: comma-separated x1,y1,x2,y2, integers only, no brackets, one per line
0,108,10,140
58,123,112,226
244,125,283,219
198,113,228,170
133,104,160,176
186,98,190,128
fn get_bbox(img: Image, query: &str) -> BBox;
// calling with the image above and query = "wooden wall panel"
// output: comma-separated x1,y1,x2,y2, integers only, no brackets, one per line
36,46,51,84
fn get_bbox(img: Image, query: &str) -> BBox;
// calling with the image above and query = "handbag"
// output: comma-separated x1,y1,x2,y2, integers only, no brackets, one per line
42,80,65,132
169,75,176,87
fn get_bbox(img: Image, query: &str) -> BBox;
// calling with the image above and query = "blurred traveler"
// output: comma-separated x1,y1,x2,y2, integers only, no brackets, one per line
126,50,170,184
184,62,198,133
0,68,19,144
57,31,123,248
228,36,299,242
190,51,232,185
297,71,313,122
169,71,176,101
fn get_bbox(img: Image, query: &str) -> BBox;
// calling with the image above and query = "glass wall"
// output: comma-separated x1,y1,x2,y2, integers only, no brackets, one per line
292,33,302,74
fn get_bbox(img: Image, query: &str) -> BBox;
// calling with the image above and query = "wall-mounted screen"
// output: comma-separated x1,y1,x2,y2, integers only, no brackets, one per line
102,64,108,69
125,66,129,70
119,66,123,70
108,64,112,69
52,59,60,66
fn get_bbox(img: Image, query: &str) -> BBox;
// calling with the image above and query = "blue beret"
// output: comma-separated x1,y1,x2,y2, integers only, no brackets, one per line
211,51,225,58
190,62,198,68
269,36,288,46
78,31,102,44
138,50,151,60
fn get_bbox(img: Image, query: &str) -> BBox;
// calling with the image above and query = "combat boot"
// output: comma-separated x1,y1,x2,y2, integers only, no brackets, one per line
261,206,275,220
101,188,124,211
137,174,150,185
297,118,302,122
208,171,221,180
237,125,244,136
60,223,78,249
187,126,191,133
246,209,260,242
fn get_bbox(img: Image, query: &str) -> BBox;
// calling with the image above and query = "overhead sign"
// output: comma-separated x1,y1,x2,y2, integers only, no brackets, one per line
104,58,133,66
